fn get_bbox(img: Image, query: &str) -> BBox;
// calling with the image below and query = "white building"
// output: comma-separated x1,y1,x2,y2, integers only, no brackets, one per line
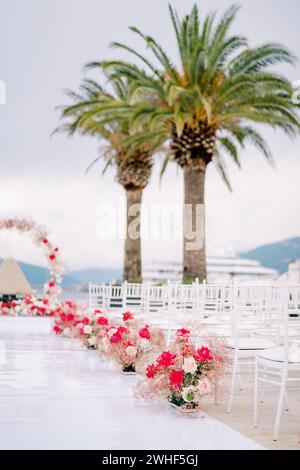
143,255,278,284
280,259,300,284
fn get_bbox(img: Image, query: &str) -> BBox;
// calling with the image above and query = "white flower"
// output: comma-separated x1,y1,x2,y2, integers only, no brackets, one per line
183,356,197,374
126,346,137,358
107,328,117,338
83,325,92,335
140,338,150,350
87,336,97,346
14,306,21,313
182,386,198,403
63,327,71,337
198,378,210,396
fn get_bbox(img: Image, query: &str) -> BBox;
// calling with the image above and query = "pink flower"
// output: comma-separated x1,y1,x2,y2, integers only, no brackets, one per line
169,370,184,389
110,332,122,343
97,316,108,326
198,378,211,395
156,351,176,368
146,364,158,378
194,346,213,362
126,345,137,358
139,327,151,340
123,311,134,321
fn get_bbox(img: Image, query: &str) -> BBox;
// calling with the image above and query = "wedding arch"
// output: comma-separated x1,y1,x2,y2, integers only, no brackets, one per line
0,218,64,301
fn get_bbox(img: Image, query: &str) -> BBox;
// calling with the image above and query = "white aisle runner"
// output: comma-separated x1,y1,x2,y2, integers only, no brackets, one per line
0,317,263,450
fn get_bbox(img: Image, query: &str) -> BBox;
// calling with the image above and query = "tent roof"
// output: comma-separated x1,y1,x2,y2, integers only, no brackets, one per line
0,258,33,295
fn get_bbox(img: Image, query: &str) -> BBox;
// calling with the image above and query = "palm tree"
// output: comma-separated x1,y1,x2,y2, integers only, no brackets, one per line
99,4,299,283
57,75,162,283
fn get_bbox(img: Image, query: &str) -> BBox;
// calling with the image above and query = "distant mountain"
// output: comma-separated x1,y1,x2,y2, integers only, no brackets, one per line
2,237,299,286
0,258,122,287
0,258,77,288
69,268,122,284
241,237,300,274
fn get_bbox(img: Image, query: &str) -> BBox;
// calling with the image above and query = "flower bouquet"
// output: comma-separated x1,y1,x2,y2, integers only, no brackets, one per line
134,328,227,416
1,295,64,317
74,309,110,350
103,312,165,374
52,300,82,336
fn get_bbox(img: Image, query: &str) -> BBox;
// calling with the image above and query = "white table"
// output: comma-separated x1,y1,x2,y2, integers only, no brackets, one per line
0,317,263,450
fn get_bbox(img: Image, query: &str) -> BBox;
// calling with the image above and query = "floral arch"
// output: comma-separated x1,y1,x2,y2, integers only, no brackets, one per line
0,218,64,315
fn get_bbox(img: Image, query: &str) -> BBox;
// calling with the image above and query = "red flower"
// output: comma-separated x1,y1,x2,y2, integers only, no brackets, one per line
43,239,48,244
123,311,134,321
81,317,90,325
66,313,75,322
97,316,108,326
146,364,158,378
60,313,67,322
53,325,61,334
156,351,177,368
176,328,190,337
54,248,59,252
110,332,122,343
10,301,17,308
123,341,133,348
169,370,184,389
194,346,213,362
49,254,56,261
118,326,128,334
139,327,151,340
49,282,55,288
94,309,102,314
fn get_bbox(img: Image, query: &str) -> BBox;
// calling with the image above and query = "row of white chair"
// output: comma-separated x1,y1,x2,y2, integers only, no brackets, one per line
89,281,300,441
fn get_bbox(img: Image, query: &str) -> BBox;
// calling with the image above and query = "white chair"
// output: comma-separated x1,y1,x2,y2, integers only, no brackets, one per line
89,283,111,310
143,284,168,329
122,281,144,313
227,285,282,413
254,301,300,441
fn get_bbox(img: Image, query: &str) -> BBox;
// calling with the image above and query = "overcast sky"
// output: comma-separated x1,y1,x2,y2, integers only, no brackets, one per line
0,0,300,271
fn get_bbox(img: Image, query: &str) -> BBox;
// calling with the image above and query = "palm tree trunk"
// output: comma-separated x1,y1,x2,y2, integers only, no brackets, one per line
124,189,143,283
183,165,207,283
